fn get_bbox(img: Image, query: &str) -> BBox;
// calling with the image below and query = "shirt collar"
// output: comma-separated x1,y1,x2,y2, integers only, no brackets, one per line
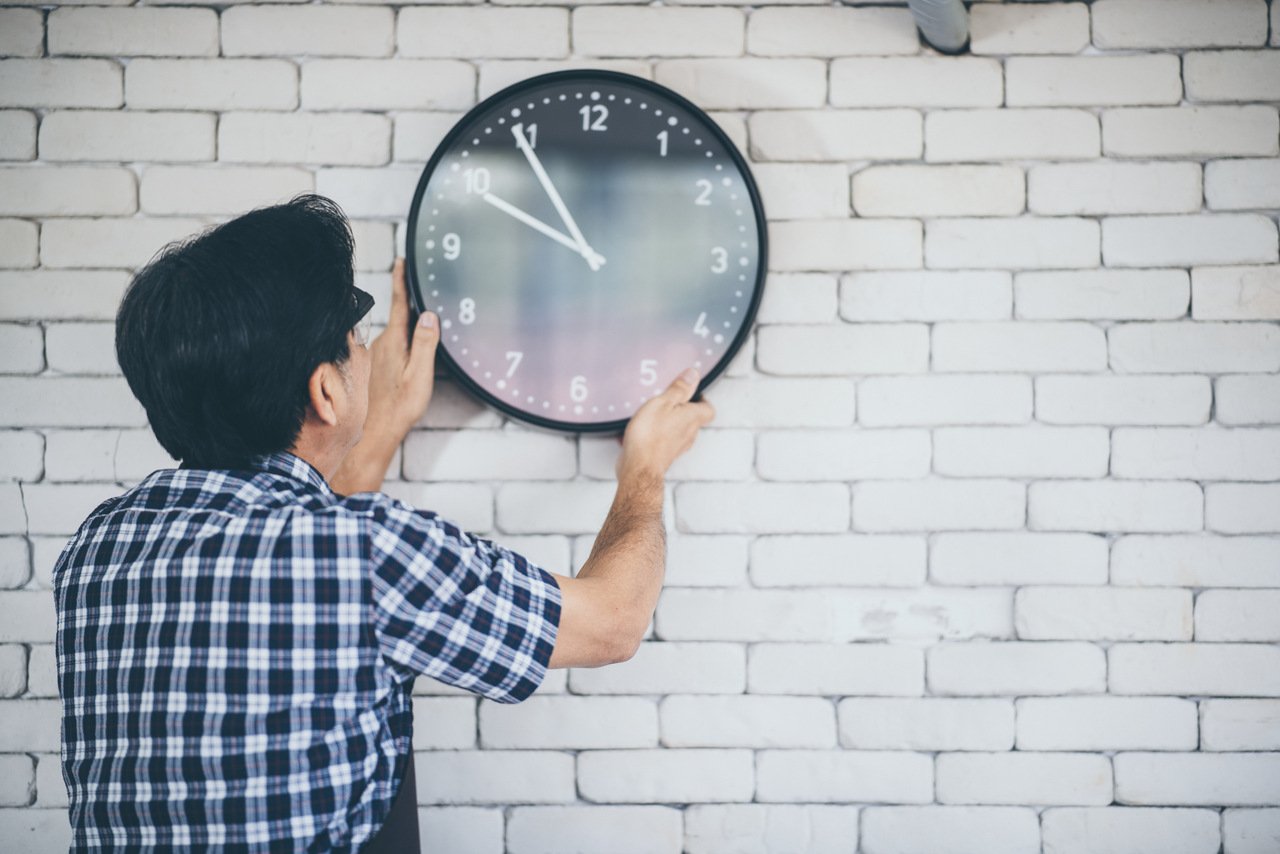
245,450,334,496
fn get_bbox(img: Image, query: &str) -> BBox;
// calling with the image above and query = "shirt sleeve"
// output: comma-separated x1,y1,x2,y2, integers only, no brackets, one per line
364,495,562,704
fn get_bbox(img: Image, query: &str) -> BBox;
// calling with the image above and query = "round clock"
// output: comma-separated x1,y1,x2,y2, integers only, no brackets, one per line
405,69,767,433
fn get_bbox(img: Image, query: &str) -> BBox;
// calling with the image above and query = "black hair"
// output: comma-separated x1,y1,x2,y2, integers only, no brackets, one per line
116,193,358,470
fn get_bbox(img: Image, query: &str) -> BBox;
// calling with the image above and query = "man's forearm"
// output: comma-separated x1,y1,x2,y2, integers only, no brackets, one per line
576,467,667,653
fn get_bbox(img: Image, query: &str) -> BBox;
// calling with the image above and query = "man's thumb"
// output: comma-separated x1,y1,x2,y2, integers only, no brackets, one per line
665,367,700,401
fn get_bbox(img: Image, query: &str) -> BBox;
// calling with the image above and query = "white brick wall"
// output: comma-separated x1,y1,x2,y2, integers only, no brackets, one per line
3,3,1278,852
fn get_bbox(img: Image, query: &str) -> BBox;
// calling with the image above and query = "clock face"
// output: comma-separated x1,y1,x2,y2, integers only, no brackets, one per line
406,69,767,432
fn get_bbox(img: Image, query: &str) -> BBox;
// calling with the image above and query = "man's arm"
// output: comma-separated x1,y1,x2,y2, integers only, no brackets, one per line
546,369,714,668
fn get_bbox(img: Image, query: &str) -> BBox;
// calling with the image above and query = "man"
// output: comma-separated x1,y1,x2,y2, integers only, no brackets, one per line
53,194,714,851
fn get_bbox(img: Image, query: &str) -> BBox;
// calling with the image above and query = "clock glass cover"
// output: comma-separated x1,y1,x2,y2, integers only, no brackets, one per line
406,69,767,432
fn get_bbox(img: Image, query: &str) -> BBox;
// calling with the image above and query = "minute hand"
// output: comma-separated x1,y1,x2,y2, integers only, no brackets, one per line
511,123,605,271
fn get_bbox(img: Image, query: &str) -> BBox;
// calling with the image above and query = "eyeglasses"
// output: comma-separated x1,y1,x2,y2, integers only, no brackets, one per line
349,287,375,347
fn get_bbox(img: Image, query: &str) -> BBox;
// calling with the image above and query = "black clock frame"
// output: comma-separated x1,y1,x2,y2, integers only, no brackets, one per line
405,68,768,435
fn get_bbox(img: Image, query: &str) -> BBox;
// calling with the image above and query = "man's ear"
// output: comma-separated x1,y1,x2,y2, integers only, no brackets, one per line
306,361,344,427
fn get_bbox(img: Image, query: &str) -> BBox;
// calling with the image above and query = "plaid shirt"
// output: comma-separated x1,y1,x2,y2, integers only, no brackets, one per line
52,450,562,851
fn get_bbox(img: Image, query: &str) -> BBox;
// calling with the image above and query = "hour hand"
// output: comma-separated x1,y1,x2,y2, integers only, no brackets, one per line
481,192,605,268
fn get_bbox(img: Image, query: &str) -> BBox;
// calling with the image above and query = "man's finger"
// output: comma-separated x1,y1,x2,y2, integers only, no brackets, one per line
387,257,410,347
663,367,700,402
688,399,715,425
406,310,439,381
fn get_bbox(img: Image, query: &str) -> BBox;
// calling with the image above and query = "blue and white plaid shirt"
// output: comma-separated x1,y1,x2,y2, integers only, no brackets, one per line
52,450,562,851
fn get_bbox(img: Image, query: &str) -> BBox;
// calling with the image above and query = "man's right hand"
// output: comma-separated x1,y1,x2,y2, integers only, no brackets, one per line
616,367,715,483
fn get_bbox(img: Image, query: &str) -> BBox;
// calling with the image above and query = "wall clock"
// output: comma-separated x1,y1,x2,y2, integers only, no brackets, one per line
406,69,767,433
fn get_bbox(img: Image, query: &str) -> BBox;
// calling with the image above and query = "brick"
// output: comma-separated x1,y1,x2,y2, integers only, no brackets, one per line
314,166,417,217
932,532,1107,586
1224,808,1280,853
1018,697,1197,751
0,166,136,217
831,57,1002,107
40,217,206,270
1205,157,1280,210
751,109,921,161
568,641,744,695
1109,642,1280,696
755,273,837,324
937,752,1112,806
926,109,1099,162
1108,322,1280,373
0,644,26,695
0,59,122,108
1028,162,1201,216
1196,590,1280,642
1106,213,1278,267
658,587,1013,642
838,698,1013,751
969,2,1090,54
1103,106,1279,157
757,323,928,375
661,696,836,748
481,696,657,749
222,6,394,58
495,481,615,534
0,322,42,374
0,433,42,481
1035,375,1210,426
664,535,749,587
381,482,493,534
579,749,753,803
752,163,847,220
1042,807,1220,853
0,9,42,57
860,375,1032,427
579,429,753,482
0,110,36,160
1115,753,1280,806
0,589,55,642
685,806,858,854
1092,0,1268,48
477,60,652,102
862,807,1040,854
22,482,120,535
1187,265,1280,322
655,59,827,109
1185,50,1280,102
926,218,1100,270
392,111,465,163
0,808,71,853
220,113,390,167
408,697,475,750
1112,535,1280,588
1113,427,1280,481
1017,586,1192,641
401,8,568,59
404,430,576,480
0,378,146,428
0,484,24,534
415,751,575,805
749,642,922,696
675,483,849,534
40,110,215,162
1007,55,1181,107
126,59,298,111
1200,700,1280,750
1206,483,1280,533
748,7,916,56
855,479,1025,533
704,377,855,428
935,426,1108,478
0,699,60,751
842,271,1011,321
1216,375,1280,425
928,641,1106,695
508,806,682,854
770,219,921,272
853,165,1022,218
1031,481,1203,533
301,60,474,111
757,429,930,481
139,166,313,216
44,321,116,375
756,750,932,804
0,219,36,268
44,429,138,482
751,533,925,587
933,321,1107,372
1015,269,1190,320
0,270,130,321
574,7,740,57
34,754,66,809
48,7,218,57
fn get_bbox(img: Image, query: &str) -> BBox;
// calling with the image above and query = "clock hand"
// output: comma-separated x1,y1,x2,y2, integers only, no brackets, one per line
481,191,595,260
511,123,605,271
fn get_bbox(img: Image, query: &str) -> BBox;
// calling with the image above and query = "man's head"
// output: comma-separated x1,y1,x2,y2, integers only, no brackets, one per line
116,193,373,470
